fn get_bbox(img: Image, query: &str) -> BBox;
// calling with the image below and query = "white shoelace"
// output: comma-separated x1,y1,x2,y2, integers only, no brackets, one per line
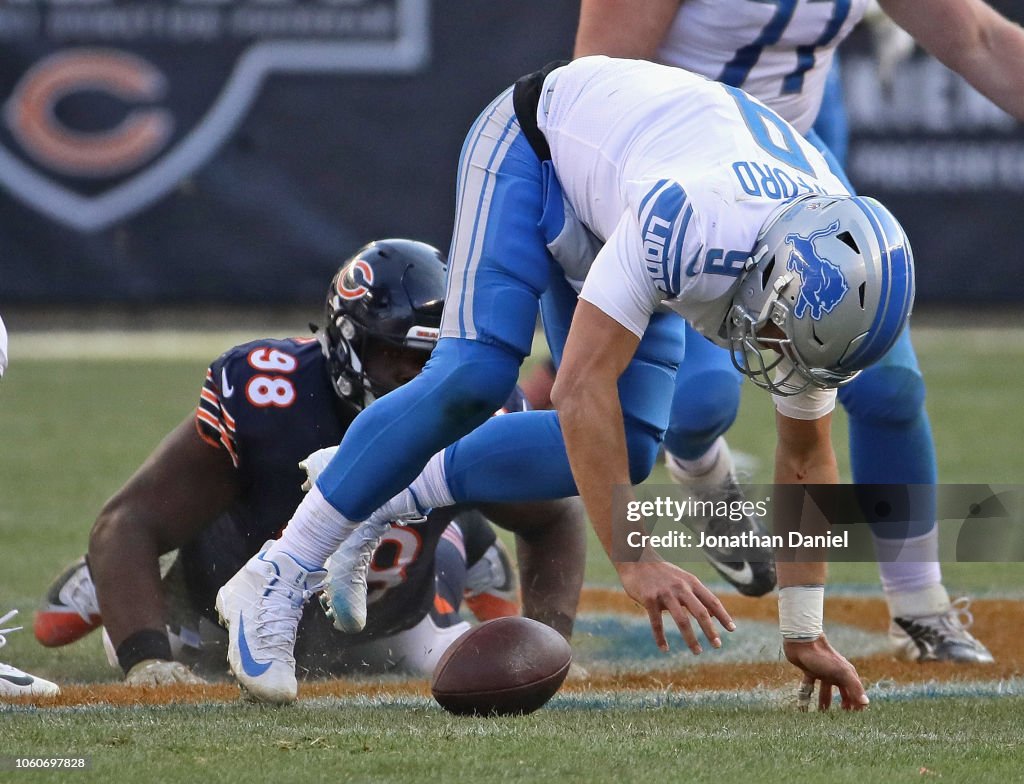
62,566,100,622
0,608,24,650
250,569,324,660
334,520,395,587
350,528,388,584
941,597,978,638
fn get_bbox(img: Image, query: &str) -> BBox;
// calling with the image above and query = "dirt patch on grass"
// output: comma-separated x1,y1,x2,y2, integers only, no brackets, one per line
574,589,1023,693
5,590,1020,708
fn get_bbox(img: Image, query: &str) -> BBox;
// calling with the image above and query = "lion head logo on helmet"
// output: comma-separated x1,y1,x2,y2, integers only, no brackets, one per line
784,220,849,321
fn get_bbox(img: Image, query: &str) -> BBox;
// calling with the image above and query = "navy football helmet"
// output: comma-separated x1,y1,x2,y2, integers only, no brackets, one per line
321,239,446,407
726,194,915,395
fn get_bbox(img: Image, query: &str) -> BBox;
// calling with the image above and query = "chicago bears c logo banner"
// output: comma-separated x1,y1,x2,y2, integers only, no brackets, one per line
0,0,428,232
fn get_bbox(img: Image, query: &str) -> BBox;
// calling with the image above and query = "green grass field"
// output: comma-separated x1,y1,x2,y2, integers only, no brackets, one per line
1,323,1023,783
4,697,1024,784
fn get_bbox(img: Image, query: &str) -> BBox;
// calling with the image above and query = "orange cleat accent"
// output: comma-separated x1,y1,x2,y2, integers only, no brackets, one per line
34,611,102,648
464,592,520,622
433,594,456,615
35,557,101,647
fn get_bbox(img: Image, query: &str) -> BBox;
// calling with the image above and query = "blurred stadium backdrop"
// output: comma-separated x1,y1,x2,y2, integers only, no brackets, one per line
0,0,1022,308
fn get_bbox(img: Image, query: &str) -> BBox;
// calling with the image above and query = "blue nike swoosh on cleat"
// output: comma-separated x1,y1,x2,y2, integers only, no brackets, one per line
0,673,35,687
237,616,272,677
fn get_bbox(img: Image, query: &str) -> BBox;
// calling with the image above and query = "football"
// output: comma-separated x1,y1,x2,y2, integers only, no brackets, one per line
430,617,573,716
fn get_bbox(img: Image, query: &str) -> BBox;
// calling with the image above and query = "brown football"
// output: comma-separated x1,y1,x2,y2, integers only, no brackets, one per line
430,617,572,717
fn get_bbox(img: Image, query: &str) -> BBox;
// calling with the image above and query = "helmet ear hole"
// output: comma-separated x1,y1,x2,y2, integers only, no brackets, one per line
858,282,866,309
760,255,776,290
836,230,859,253
340,318,357,341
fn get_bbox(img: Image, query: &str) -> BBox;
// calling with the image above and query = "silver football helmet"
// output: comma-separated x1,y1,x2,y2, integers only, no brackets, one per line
725,193,915,395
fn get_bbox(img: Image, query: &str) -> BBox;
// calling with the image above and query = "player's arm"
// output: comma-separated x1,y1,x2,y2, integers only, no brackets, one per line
574,0,682,58
477,498,587,641
773,412,868,711
551,300,734,654
881,0,1024,121
88,415,239,672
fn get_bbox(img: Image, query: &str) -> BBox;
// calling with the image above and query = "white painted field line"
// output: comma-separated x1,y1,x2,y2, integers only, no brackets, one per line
6,325,1019,361
8,330,303,361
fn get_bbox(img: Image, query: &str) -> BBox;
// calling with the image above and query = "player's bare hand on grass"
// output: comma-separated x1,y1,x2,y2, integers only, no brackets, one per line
616,560,735,654
125,659,207,687
785,635,868,711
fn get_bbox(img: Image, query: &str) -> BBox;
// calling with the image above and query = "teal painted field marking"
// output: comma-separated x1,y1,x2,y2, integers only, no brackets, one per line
572,614,890,669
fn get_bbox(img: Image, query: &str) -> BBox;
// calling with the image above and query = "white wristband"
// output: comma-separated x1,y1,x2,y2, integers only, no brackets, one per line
778,585,824,641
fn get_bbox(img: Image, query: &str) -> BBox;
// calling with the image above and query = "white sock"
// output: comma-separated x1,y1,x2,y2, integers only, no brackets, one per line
885,582,951,619
873,529,948,617
269,485,358,569
669,437,723,478
667,438,734,494
371,451,454,523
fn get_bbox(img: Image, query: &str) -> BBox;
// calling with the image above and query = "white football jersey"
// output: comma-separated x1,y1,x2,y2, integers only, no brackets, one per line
537,56,849,346
657,0,871,133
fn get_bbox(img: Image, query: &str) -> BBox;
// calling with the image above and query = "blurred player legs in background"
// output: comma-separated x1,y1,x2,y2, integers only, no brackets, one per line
37,515,514,679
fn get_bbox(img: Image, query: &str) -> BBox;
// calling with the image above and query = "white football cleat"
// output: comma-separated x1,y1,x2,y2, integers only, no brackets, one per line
35,556,102,647
215,542,325,704
1,609,60,699
322,519,394,633
889,597,995,664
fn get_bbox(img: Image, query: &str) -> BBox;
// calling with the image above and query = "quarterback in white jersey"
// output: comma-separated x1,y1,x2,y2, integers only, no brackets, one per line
573,0,1019,667
540,57,912,710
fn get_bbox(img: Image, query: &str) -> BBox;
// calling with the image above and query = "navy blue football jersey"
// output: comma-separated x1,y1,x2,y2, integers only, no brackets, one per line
184,335,451,639
180,336,520,641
